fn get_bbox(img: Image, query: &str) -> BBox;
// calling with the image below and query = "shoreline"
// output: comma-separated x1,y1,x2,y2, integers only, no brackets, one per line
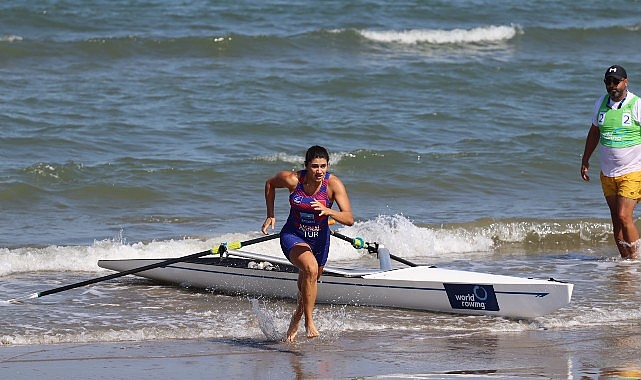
3,328,641,379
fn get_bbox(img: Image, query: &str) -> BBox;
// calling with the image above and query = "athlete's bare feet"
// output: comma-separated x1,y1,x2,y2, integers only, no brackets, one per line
286,319,320,341
305,322,319,339
285,321,299,342
285,305,303,342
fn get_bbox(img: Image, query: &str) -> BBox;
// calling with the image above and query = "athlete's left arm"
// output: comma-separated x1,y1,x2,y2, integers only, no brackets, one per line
317,175,354,226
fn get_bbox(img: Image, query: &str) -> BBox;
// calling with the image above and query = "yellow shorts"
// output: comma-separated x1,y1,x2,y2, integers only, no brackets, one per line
600,171,641,199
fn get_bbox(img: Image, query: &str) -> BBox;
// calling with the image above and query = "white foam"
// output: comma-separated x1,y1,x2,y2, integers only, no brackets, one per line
255,151,349,165
0,35,23,43
333,215,495,261
0,234,261,276
357,25,520,45
0,215,501,276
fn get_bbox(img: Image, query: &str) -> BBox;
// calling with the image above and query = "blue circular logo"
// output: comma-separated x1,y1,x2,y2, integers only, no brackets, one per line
473,286,488,301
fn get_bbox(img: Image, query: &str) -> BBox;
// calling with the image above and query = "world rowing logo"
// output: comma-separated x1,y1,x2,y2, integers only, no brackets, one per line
472,285,488,301
443,284,499,311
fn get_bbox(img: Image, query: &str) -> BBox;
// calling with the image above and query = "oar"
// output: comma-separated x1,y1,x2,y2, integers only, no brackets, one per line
8,233,280,303
330,230,418,267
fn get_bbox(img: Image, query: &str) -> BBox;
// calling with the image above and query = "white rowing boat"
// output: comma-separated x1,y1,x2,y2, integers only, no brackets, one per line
98,236,573,319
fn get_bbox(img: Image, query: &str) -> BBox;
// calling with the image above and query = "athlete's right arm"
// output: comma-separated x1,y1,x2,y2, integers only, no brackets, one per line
261,171,298,234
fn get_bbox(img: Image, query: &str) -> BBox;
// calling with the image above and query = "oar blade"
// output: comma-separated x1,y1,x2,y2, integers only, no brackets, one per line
7,293,38,304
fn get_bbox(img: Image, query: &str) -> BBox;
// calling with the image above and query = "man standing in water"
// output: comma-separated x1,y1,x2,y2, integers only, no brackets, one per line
262,145,354,341
581,65,641,259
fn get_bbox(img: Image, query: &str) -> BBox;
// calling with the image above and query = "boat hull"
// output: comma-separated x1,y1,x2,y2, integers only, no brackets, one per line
98,253,572,319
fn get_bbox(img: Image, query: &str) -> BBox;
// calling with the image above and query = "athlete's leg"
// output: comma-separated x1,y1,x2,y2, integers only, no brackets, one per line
285,244,320,341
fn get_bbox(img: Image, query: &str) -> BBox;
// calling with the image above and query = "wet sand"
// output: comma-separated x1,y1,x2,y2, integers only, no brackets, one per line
3,327,641,379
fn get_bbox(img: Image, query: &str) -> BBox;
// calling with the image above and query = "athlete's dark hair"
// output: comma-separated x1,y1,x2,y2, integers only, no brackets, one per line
304,145,330,166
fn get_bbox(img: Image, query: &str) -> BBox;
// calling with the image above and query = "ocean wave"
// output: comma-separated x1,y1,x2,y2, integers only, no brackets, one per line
5,23,639,62
354,25,522,45
0,214,615,276
0,35,23,42
22,161,85,183
626,23,641,32
0,25,521,61
253,150,354,165
343,215,613,259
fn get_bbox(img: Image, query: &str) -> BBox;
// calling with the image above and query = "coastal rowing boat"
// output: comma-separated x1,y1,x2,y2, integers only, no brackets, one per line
98,234,573,319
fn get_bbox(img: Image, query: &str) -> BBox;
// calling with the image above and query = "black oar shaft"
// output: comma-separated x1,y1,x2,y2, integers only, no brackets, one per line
330,230,417,267
36,249,212,298
330,230,361,245
29,233,280,300
386,253,417,267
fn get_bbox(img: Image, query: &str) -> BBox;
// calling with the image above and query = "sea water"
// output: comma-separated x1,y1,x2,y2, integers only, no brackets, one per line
2,1,641,378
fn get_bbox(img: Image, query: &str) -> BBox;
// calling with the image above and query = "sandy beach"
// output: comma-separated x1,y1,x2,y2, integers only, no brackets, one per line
3,326,641,380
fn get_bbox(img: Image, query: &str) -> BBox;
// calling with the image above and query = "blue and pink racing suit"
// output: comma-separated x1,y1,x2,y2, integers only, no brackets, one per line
280,170,333,266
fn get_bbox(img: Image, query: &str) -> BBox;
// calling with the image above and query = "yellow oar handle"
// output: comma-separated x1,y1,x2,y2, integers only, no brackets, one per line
211,241,245,254
211,233,280,254
226,241,242,250
212,241,242,252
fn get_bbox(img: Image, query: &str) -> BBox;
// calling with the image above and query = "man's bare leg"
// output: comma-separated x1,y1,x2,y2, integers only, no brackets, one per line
607,196,640,259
